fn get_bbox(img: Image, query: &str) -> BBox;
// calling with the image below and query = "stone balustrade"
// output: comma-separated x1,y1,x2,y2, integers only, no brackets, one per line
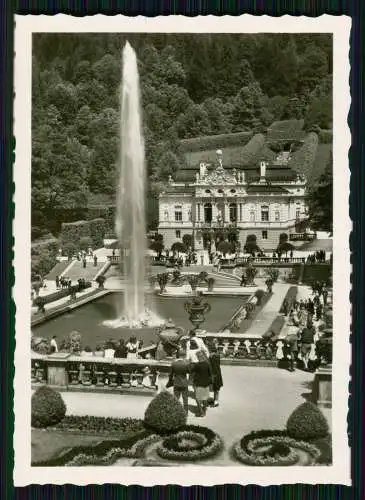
31,352,170,393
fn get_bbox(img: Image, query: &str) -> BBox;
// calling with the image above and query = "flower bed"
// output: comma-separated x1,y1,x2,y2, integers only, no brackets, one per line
53,416,145,436
233,430,321,466
157,425,223,462
32,430,155,466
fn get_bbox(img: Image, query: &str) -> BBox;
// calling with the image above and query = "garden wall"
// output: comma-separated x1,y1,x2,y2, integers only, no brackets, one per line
60,218,106,249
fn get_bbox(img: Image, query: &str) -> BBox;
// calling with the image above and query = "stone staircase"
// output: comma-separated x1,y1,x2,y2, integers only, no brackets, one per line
63,260,106,283
44,260,71,281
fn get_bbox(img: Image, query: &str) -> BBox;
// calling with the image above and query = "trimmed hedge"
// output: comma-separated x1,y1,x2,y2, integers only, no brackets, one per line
144,391,187,434
265,315,285,338
31,386,66,428
279,286,298,313
61,218,106,249
179,131,253,153
32,281,92,306
286,402,329,440
302,264,331,286
288,132,319,178
239,133,266,165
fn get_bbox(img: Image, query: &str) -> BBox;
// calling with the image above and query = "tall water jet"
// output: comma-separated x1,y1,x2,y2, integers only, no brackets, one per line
106,42,163,328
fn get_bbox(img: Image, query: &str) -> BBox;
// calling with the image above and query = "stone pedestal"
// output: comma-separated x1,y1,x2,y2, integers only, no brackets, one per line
46,352,72,388
312,365,332,408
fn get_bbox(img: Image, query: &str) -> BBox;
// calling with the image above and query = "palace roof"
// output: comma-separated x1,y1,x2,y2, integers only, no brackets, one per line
175,163,298,183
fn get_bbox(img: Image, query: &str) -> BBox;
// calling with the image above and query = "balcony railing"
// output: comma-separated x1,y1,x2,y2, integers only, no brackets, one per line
31,353,170,393
289,233,316,241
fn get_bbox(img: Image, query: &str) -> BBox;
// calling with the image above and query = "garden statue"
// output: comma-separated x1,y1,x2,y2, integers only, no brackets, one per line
245,257,258,286
184,291,211,331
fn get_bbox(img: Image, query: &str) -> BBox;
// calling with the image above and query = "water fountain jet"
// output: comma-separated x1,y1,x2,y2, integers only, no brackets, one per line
104,42,164,329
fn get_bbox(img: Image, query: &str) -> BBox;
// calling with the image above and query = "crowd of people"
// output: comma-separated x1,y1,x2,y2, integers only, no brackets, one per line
284,284,331,372
306,250,327,263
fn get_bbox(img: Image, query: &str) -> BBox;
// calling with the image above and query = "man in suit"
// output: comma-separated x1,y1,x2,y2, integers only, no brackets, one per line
166,349,191,414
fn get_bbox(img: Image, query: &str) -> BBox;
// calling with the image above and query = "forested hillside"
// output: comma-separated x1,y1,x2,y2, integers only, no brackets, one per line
32,33,332,237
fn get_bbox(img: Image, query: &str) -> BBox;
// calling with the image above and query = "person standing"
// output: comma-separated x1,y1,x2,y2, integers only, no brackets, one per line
94,254,98,267
166,349,191,414
209,344,223,407
186,330,209,363
126,336,139,359
55,275,60,289
50,336,58,354
240,272,247,287
115,339,128,358
192,350,212,417
83,257,87,269
285,329,299,372
300,319,316,371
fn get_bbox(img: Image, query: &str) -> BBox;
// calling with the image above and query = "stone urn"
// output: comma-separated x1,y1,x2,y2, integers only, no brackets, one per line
156,320,185,357
184,292,211,331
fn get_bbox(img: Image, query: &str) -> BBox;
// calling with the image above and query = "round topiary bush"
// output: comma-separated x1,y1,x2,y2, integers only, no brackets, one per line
286,402,329,440
31,386,67,428
144,390,187,434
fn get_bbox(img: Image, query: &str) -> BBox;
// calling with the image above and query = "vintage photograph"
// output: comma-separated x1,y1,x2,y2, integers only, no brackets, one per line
14,15,351,485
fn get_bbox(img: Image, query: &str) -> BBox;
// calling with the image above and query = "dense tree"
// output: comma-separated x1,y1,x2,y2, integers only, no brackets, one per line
32,33,332,238
306,153,333,233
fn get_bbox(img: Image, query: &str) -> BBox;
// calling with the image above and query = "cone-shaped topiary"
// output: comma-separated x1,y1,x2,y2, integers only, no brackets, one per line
286,401,329,440
144,390,187,434
31,386,67,428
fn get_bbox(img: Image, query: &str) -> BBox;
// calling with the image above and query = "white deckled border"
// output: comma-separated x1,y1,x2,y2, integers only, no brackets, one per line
13,14,351,486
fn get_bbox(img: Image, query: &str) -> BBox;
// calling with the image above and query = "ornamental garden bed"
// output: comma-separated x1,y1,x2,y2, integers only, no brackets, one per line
231,401,331,466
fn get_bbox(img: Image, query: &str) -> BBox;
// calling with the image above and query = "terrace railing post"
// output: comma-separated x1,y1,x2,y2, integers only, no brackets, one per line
46,352,72,388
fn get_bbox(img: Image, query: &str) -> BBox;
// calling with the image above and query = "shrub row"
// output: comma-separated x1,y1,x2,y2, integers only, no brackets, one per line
265,315,285,338
288,131,319,177
60,218,106,249
239,133,266,165
54,415,145,435
302,264,331,286
279,285,298,313
179,131,253,153
33,280,92,306
266,119,305,141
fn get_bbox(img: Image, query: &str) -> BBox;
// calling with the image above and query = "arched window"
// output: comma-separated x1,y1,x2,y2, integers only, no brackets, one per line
205,189,211,194
261,205,269,222
275,210,280,221
164,210,169,221
229,203,237,222
250,210,255,222
204,203,212,223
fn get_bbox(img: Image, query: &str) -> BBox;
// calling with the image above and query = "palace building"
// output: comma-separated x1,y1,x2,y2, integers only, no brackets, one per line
158,149,308,251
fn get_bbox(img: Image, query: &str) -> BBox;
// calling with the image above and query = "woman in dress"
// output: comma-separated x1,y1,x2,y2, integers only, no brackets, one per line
192,350,212,417
209,344,223,407
126,336,139,359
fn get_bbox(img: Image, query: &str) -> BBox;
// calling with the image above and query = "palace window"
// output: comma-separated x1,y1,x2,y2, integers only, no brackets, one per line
164,210,169,221
174,205,183,222
275,210,280,221
176,230,181,239
217,189,223,194
205,189,211,194
230,189,236,194
261,205,269,222
262,230,268,240
204,202,212,223
197,204,201,221
296,208,301,220
250,210,255,222
229,203,237,222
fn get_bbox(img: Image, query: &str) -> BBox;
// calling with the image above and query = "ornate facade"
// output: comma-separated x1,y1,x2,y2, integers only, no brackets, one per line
158,150,308,251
